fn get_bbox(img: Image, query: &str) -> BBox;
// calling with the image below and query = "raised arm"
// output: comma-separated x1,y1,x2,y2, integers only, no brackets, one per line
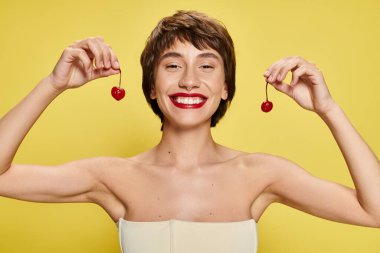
0,37,120,203
262,57,380,227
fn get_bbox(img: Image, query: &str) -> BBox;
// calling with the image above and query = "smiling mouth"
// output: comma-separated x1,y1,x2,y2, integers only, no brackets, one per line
169,93,208,109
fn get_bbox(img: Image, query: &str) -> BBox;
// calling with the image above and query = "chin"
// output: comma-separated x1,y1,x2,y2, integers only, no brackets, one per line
163,116,211,130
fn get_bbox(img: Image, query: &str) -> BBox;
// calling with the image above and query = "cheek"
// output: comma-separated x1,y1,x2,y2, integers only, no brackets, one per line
155,70,179,89
153,77,172,111
208,72,227,98
153,74,166,99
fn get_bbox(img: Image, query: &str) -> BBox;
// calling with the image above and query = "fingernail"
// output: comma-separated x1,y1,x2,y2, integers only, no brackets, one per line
115,61,120,68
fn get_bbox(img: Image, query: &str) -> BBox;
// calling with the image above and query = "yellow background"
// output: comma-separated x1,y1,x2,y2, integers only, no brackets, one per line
0,0,379,252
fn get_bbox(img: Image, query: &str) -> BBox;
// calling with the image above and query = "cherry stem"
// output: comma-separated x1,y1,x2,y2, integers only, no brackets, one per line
118,69,122,88
265,81,269,101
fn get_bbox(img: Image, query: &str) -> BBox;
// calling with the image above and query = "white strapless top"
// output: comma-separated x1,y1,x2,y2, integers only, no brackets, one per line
117,218,258,253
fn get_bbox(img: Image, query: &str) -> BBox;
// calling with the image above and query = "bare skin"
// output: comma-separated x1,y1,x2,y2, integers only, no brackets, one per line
0,37,379,229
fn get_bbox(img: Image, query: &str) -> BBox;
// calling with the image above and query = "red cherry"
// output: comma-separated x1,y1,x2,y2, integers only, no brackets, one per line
261,100,273,112
111,69,125,101
261,82,273,112
111,86,125,101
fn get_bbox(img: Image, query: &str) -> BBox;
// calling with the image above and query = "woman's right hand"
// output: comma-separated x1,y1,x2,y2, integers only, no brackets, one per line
48,37,120,91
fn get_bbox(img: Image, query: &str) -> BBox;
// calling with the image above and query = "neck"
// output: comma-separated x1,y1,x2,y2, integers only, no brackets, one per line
153,120,219,170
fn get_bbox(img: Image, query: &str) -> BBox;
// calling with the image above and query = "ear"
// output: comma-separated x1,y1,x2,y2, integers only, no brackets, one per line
150,85,156,99
221,83,228,100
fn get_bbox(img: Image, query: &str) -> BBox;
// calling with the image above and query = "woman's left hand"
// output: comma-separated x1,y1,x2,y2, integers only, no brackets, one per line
264,56,336,115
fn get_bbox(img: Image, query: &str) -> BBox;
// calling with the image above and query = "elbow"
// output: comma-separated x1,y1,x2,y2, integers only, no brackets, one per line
0,162,12,176
0,167,6,176
375,217,380,228
368,214,380,228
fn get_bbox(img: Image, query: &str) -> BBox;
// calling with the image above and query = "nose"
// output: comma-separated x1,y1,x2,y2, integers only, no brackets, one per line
178,67,200,91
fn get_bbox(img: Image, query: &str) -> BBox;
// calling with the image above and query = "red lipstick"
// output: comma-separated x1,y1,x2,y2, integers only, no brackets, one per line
169,93,208,109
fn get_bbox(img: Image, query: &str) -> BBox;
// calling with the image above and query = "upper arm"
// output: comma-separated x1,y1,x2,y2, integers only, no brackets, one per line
0,157,109,203
266,155,379,227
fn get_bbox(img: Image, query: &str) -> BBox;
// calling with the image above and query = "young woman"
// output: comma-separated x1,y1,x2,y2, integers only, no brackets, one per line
0,10,379,253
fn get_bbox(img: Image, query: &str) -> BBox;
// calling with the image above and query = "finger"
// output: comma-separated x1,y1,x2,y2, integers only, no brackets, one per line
74,38,103,70
73,48,92,73
265,58,292,83
63,47,92,73
97,41,112,69
92,67,120,80
89,39,104,69
109,47,120,70
265,57,306,83
274,65,289,83
290,65,308,85
274,57,304,83
271,81,293,97
95,39,120,70
271,63,286,83
263,69,270,78
276,61,297,82
266,62,282,83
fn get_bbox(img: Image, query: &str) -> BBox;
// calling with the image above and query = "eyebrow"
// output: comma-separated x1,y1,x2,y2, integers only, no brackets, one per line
159,51,221,62
159,52,182,61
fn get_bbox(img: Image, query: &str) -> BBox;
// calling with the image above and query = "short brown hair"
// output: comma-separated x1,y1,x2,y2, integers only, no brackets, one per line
140,10,236,127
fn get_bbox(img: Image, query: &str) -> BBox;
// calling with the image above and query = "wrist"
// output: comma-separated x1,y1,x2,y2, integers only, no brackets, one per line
317,101,342,122
41,75,67,95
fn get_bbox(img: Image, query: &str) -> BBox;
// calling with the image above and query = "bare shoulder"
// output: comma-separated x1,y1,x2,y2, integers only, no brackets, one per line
74,154,148,171
240,152,303,174
82,155,148,188
64,156,126,169
224,150,292,171
254,152,313,191
236,152,309,192
208,145,302,179
213,147,298,190
58,156,133,181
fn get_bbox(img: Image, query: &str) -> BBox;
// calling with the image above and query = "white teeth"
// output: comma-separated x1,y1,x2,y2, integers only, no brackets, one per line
174,97,204,105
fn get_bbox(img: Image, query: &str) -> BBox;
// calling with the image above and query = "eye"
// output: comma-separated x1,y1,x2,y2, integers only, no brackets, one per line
200,64,215,71
166,64,182,70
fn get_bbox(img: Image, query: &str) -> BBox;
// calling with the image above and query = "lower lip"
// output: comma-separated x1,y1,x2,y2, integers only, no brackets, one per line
170,97,207,109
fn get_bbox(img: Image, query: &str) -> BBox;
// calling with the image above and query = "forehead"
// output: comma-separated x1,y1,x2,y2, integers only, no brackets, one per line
159,40,223,61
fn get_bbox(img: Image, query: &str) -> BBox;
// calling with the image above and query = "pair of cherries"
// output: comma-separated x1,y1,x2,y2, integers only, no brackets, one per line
111,69,125,101
110,70,273,112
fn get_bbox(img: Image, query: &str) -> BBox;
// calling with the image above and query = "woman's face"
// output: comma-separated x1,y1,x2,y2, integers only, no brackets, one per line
153,40,228,129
